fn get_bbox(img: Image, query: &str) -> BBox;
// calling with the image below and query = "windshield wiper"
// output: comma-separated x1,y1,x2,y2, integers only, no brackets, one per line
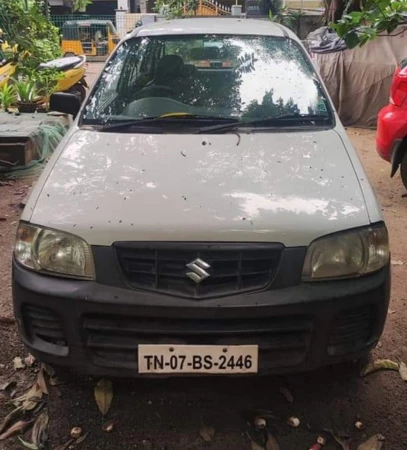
195,114,331,134
98,114,238,131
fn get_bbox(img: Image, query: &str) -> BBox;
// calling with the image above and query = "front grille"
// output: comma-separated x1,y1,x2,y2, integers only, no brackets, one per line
23,305,67,347
83,313,313,370
114,243,283,298
328,306,374,356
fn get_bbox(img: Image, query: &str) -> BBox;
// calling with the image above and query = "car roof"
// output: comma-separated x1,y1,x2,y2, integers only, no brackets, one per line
130,18,298,41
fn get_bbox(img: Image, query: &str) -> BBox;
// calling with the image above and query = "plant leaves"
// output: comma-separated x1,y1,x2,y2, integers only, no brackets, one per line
399,362,407,381
360,359,399,377
94,379,113,416
18,437,38,449
357,434,385,450
0,406,22,435
279,387,293,403
13,357,25,370
265,429,280,450
0,419,33,440
199,422,215,442
31,411,49,447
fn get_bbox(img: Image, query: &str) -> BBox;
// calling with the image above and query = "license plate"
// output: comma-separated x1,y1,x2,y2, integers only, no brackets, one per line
138,345,258,374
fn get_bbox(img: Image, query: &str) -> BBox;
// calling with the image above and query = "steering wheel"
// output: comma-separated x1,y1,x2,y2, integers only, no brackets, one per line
137,85,176,99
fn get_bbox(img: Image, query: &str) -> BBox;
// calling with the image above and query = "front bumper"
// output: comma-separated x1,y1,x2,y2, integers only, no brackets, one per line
13,261,390,377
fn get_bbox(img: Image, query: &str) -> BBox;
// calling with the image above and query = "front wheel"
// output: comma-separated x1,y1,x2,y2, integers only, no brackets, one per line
67,84,87,104
400,150,407,191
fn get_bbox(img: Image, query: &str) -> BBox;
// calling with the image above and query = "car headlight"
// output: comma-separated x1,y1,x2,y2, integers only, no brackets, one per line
302,225,389,281
14,223,95,280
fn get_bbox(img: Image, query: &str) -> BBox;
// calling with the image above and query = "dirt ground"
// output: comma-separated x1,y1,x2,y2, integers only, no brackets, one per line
0,66,407,449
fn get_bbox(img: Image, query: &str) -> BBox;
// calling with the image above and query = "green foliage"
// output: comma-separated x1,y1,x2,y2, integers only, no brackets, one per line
0,84,17,110
242,90,300,119
13,78,38,103
71,0,93,11
332,0,407,48
153,0,197,18
0,0,61,65
270,7,306,35
17,67,64,97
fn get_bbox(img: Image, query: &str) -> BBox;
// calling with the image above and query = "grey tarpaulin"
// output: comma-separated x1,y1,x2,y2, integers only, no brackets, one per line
0,112,70,178
310,26,407,128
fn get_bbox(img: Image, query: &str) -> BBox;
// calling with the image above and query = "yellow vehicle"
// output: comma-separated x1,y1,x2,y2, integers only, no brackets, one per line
61,20,120,58
0,55,88,102
38,55,88,102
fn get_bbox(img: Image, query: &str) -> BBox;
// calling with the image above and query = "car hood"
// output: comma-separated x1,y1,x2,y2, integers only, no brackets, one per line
28,129,371,247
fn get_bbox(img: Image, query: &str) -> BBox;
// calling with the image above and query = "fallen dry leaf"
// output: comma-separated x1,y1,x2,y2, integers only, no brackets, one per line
279,387,293,403
13,357,25,370
17,437,38,449
0,419,34,440
265,429,280,450
323,430,351,450
31,411,49,447
102,421,115,432
24,354,36,368
357,434,385,450
0,406,22,435
360,359,399,377
14,381,43,411
199,422,215,442
399,361,407,381
94,379,113,416
75,432,89,445
36,369,48,395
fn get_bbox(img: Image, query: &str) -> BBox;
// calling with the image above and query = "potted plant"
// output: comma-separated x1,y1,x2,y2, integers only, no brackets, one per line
0,84,17,112
13,79,40,113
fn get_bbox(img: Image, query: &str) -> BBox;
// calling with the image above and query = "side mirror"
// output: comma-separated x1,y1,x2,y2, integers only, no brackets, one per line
50,93,81,118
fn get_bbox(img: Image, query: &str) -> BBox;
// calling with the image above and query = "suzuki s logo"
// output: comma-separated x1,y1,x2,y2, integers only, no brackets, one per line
186,258,211,284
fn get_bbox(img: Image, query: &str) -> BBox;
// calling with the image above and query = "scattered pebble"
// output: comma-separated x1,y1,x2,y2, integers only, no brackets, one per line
287,416,300,428
70,427,82,439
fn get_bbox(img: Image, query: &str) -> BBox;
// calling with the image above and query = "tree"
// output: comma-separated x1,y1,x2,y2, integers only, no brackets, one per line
331,0,407,48
0,0,61,64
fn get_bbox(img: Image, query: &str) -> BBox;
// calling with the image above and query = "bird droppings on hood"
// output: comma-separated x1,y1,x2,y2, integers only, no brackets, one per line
124,197,127,200
277,160,281,164
235,133,241,146
96,206,99,210
202,140,207,146
182,196,187,201
119,220,122,223
131,223,134,226
47,194,49,197
90,226,93,229
181,151,187,157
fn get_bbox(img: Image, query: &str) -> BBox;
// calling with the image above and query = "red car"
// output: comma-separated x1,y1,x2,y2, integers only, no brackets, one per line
376,59,407,189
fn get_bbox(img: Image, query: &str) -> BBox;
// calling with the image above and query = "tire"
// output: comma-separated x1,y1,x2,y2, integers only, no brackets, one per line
64,52,75,57
67,84,87,104
400,151,407,191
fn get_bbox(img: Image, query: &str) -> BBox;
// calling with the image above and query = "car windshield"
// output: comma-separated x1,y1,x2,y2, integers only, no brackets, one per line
82,34,333,128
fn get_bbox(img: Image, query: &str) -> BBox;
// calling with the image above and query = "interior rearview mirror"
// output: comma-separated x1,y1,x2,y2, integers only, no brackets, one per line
50,93,81,118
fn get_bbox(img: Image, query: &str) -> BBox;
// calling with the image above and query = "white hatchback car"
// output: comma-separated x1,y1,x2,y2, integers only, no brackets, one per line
13,18,390,377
